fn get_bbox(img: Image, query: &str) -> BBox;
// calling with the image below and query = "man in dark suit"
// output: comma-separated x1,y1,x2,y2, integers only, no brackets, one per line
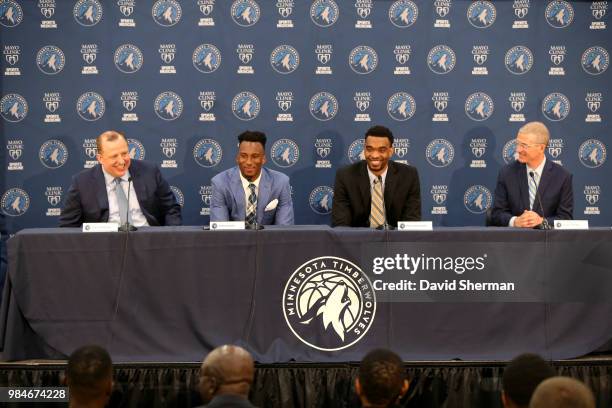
59,130,181,227
332,125,421,227
196,345,257,408
491,122,573,228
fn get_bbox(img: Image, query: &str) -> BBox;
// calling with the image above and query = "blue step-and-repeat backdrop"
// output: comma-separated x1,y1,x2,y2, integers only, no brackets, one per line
0,0,610,233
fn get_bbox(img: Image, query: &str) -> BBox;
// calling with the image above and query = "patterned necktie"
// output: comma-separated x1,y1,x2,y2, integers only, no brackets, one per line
528,171,538,210
115,177,131,224
246,183,257,226
370,177,385,228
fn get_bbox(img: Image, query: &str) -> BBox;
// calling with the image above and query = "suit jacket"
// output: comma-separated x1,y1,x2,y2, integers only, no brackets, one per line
332,161,421,227
59,160,182,227
194,394,258,408
210,166,294,225
490,159,573,227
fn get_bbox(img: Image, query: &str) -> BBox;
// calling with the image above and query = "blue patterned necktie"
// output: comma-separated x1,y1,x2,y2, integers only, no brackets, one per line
528,171,538,210
246,183,257,226
114,177,131,224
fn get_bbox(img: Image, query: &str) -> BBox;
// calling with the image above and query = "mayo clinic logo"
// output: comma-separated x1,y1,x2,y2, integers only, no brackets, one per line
389,0,418,28
590,1,607,29
193,138,222,168
2,188,29,216
431,185,449,215
309,186,333,215
114,44,143,74
387,92,415,121
271,139,299,168
1,93,28,122
310,92,338,121
36,46,65,75
546,1,573,28
198,0,215,27
199,185,212,215
393,45,411,75
542,93,570,121
348,139,365,163
127,138,145,160
434,0,451,27
579,139,606,168
193,44,221,74
432,92,449,122
39,0,56,20
7,139,24,171
581,46,609,75
270,45,300,74
467,1,496,28
161,138,177,168
505,46,533,75
73,0,102,27
232,0,260,27
39,140,68,169
393,139,410,163
503,139,519,164
199,91,216,121
428,45,456,74
513,0,529,28
465,92,494,121
45,186,63,215
0,0,23,27
464,185,492,214
118,0,135,27
154,91,183,121
585,92,602,123
349,46,378,74
170,186,184,207
276,0,294,28
354,0,372,29
232,91,260,121
509,92,526,122
470,138,488,168
426,139,454,168
152,0,181,27
584,186,600,205
548,138,564,162
311,0,338,27
282,256,376,351
276,91,294,122
3,45,20,76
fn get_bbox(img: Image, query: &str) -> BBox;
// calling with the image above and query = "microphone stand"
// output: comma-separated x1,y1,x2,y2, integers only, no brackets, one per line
529,171,551,230
118,176,137,232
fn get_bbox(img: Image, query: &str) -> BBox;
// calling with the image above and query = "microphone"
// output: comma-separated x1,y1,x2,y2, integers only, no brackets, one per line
375,175,394,230
529,171,551,230
118,176,137,232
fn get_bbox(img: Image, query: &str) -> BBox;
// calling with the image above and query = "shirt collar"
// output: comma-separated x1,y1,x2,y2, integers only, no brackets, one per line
367,165,388,186
101,166,131,186
239,169,262,190
527,156,546,176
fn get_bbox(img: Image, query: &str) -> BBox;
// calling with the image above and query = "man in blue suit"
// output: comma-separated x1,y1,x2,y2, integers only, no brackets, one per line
60,130,181,227
210,131,294,226
491,122,573,228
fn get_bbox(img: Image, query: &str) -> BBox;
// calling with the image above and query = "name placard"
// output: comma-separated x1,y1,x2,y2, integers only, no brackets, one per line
82,223,119,233
554,220,589,230
397,221,433,231
209,221,245,230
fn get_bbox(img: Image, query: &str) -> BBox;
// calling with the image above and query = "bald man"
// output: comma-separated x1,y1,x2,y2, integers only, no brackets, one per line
530,377,595,408
196,345,257,408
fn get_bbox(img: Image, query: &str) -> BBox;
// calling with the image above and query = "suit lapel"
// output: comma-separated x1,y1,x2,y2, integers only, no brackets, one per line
383,162,397,215
358,161,371,212
230,167,246,219
257,169,272,223
516,162,530,210
94,166,109,219
129,161,145,204
535,160,553,209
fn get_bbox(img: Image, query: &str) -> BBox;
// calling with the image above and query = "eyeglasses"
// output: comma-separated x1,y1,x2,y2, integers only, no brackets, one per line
515,141,544,150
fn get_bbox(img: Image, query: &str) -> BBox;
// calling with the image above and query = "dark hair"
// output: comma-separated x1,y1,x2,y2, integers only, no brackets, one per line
365,125,394,144
66,345,113,396
502,353,555,406
359,349,405,406
238,130,267,148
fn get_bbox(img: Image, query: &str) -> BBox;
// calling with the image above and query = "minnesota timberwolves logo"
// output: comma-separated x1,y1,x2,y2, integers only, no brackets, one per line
387,92,415,121
193,138,222,168
77,92,104,121
170,186,184,207
231,0,260,27
271,139,299,168
310,0,339,28
39,140,68,169
465,92,494,121
389,0,418,28
428,45,456,74
1,93,28,122
505,46,533,75
426,139,455,168
152,0,181,27
546,1,573,28
503,139,519,164
193,44,221,73
271,45,300,74
464,185,492,214
349,46,378,74
542,93,570,121
1,188,29,216
579,139,606,168
348,139,365,163
467,1,496,28
114,44,143,74
154,91,183,121
282,256,376,351
310,92,338,121
581,46,609,75
0,1,22,27
36,46,65,75
73,0,102,26
232,91,260,120
127,138,145,160
309,186,333,215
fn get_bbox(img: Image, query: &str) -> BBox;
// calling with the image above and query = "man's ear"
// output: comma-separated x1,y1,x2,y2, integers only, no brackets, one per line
355,378,362,397
399,379,409,398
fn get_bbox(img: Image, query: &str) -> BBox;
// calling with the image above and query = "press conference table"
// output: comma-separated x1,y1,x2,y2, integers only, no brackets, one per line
1,226,612,362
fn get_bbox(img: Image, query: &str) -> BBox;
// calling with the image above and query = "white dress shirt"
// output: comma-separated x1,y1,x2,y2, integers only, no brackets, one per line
239,171,262,218
102,168,149,227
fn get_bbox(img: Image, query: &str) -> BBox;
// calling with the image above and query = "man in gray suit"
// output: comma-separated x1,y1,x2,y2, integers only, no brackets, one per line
210,131,294,226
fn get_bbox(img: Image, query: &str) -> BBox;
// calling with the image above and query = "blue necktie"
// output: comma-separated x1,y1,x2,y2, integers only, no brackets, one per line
246,183,257,226
115,177,131,224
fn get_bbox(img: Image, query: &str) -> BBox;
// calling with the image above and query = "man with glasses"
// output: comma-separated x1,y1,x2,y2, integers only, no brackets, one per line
490,122,573,228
